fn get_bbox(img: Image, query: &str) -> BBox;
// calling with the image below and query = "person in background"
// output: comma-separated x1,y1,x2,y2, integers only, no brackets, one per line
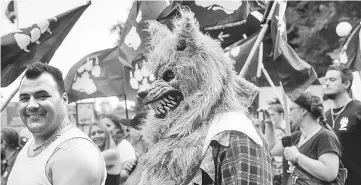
7,62,106,185
1,127,20,185
323,64,361,185
120,112,148,157
267,91,342,184
266,103,286,185
89,123,121,185
100,114,136,182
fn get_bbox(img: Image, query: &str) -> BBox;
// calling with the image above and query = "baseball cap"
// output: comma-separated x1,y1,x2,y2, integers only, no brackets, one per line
119,112,147,130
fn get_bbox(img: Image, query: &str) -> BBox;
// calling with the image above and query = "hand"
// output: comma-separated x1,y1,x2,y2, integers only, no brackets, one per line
263,109,271,122
124,159,137,172
284,146,300,162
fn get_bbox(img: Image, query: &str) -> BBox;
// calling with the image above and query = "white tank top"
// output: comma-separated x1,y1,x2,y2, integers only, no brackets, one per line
7,127,106,185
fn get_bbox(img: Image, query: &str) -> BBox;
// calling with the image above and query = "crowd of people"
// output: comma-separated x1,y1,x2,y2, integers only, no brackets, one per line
1,61,360,185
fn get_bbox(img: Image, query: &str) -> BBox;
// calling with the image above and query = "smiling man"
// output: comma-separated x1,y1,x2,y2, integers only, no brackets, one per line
323,64,361,185
7,62,106,185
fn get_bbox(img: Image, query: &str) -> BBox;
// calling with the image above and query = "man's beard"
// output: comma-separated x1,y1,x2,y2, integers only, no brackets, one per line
323,93,338,101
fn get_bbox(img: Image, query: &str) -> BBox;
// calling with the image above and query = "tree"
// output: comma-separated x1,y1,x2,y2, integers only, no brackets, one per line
286,1,361,77
110,21,124,45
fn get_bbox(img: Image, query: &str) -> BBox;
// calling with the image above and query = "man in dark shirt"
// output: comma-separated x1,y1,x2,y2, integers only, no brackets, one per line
323,64,361,185
1,127,20,185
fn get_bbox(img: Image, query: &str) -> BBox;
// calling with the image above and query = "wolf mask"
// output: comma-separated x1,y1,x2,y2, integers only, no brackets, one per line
136,8,259,185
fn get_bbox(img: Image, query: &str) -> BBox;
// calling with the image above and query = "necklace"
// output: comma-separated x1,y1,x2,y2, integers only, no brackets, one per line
32,123,70,151
301,125,321,139
331,100,351,128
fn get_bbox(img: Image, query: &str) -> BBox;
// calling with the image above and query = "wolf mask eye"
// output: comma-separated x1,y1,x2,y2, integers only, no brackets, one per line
163,70,175,82
177,40,186,51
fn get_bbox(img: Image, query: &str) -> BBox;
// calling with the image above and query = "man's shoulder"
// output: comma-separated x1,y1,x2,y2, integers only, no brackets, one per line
46,138,105,183
350,100,361,109
45,137,106,185
55,137,101,158
47,137,103,168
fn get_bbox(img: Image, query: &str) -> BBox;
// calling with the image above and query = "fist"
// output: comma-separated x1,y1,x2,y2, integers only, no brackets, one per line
124,159,137,172
284,146,300,162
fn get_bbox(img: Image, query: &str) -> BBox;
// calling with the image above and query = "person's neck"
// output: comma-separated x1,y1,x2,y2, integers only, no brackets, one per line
4,149,17,161
333,92,352,108
299,118,320,136
33,117,70,145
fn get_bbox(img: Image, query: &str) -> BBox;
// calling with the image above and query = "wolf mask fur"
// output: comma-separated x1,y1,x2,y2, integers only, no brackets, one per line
136,9,259,185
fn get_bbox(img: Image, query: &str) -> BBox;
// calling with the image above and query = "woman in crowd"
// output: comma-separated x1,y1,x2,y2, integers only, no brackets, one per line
265,91,342,184
89,123,121,185
100,114,136,182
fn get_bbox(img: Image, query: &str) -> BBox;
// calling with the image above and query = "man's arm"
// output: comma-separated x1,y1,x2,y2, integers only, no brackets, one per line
46,138,106,185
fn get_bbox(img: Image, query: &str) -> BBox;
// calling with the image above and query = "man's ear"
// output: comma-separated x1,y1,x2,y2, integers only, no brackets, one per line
62,92,69,105
344,80,352,90
1,140,6,149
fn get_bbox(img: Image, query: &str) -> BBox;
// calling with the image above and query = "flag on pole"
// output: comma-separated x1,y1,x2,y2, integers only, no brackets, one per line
1,2,90,87
64,46,137,103
119,0,169,63
270,0,317,101
157,0,265,49
339,22,361,71
5,0,16,23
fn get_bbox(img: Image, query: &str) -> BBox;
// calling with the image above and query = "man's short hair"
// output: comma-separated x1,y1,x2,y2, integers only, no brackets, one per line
268,104,284,114
327,64,353,92
24,62,65,94
1,127,19,149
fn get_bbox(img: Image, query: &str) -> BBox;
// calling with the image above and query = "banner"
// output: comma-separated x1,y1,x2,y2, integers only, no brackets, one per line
64,46,137,103
1,2,90,87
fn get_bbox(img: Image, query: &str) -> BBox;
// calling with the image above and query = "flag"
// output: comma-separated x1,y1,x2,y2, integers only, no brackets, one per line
5,0,16,23
1,2,90,87
64,46,138,103
119,0,169,93
157,0,265,48
119,0,169,63
270,1,317,101
227,33,273,78
339,22,361,71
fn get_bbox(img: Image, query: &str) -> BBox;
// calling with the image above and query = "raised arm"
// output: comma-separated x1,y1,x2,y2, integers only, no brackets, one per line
46,138,106,185
264,121,285,156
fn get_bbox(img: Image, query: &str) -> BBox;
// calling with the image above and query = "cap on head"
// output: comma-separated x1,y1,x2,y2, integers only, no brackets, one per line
119,112,147,130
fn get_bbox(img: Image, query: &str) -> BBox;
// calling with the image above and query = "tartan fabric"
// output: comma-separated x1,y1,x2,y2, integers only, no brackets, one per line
193,130,273,185
212,131,273,185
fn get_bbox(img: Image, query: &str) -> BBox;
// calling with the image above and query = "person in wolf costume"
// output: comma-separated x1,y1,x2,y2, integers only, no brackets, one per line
129,9,273,185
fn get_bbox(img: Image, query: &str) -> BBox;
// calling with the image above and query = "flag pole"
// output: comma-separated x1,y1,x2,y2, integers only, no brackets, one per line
0,73,24,112
122,66,129,119
261,67,283,105
280,82,291,136
257,42,283,105
238,1,277,77
1,85,20,112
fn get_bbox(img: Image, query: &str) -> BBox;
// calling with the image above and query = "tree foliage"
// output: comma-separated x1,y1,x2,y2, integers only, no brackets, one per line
286,1,361,77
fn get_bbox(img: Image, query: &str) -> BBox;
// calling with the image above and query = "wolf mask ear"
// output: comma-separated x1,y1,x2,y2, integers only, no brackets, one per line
146,20,172,48
173,8,199,52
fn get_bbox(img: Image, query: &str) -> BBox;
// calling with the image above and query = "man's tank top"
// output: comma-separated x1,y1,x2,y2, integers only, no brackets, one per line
7,127,106,185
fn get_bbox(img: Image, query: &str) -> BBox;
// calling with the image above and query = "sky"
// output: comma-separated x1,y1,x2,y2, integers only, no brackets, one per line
0,0,133,102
